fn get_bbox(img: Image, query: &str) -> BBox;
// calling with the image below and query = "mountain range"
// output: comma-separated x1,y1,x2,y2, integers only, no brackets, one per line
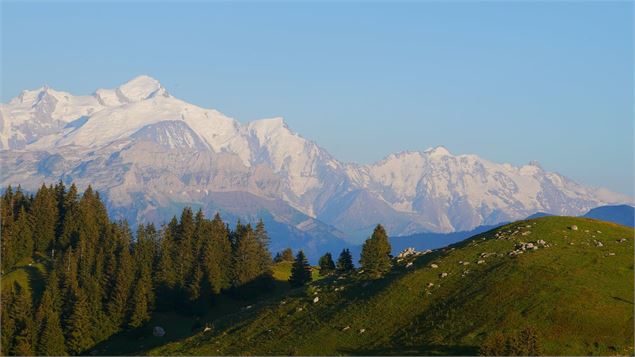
1,75,631,254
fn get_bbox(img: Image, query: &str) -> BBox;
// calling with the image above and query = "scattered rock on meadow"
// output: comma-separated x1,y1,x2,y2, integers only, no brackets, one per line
570,225,578,231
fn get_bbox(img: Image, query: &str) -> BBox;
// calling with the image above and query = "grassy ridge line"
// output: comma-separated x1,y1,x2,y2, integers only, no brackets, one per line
149,216,634,356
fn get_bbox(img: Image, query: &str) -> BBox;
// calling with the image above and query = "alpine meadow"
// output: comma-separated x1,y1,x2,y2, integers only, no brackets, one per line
1,1,634,356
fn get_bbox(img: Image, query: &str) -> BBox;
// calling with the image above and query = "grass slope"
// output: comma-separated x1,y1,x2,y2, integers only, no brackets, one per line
1,253,49,304
149,216,634,356
93,261,321,355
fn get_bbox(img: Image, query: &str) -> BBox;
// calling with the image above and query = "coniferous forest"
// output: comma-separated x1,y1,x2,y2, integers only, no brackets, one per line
0,182,278,355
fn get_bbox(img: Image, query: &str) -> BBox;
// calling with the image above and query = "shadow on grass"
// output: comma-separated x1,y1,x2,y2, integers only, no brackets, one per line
93,279,294,355
338,343,478,356
24,264,46,303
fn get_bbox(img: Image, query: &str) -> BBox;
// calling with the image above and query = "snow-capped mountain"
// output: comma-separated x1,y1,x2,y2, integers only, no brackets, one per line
1,76,631,248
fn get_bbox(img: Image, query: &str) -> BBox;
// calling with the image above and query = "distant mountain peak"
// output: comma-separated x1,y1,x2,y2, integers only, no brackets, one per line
528,160,542,168
248,117,287,131
115,75,167,102
2,76,631,242
424,145,451,157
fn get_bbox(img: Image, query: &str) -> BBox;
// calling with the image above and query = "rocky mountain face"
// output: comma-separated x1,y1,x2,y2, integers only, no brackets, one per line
1,76,630,250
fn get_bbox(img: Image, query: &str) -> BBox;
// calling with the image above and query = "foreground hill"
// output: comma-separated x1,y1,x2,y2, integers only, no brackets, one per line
149,216,634,356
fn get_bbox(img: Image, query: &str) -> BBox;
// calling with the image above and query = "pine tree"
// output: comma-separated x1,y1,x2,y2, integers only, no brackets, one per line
281,248,294,262
186,265,203,305
31,184,58,253
209,213,233,292
65,288,93,355
1,188,16,269
155,218,178,310
1,286,16,355
359,224,392,278
36,280,67,356
200,219,227,295
254,219,273,274
128,267,153,328
13,206,34,264
176,208,196,287
336,248,354,273
232,226,263,287
289,250,312,287
59,184,80,249
37,309,66,356
318,252,336,276
10,284,35,356
107,232,134,328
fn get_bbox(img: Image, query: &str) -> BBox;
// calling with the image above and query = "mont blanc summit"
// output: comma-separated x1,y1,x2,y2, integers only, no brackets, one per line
1,76,630,247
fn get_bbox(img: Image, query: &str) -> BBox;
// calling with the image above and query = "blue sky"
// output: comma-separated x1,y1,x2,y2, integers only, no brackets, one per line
2,1,633,196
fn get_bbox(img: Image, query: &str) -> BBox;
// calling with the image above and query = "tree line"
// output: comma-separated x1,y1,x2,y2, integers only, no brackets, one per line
1,183,395,356
0,183,274,355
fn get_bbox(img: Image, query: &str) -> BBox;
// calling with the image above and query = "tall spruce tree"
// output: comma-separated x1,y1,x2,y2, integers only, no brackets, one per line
13,206,34,265
128,267,153,328
289,250,312,287
65,288,93,355
254,219,273,275
0,198,15,269
1,286,16,354
318,252,336,276
107,230,134,328
232,226,262,287
336,248,354,273
359,224,392,278
59,184,80,249
36,282,67,356
31,184,58,253
10,284,35,356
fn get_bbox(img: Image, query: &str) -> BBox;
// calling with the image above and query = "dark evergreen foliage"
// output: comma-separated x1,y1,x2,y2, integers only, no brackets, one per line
0,183,277,356
318,252,336,276
359,224,392,278
336,248,354,273
289,250,312,287
281,248,294,261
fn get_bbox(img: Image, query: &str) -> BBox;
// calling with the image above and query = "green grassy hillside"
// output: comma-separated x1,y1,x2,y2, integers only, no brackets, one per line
149,216,634,356
1,253,49,301
92,260,320,355
272,260,322,282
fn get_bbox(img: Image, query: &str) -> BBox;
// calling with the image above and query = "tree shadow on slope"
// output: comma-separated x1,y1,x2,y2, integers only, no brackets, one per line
338,343,478,356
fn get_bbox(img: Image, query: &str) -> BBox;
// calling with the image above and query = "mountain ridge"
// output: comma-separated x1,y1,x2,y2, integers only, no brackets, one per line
1,76,631,246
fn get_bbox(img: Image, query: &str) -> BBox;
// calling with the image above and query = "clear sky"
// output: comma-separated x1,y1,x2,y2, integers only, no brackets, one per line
2,1,633,196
